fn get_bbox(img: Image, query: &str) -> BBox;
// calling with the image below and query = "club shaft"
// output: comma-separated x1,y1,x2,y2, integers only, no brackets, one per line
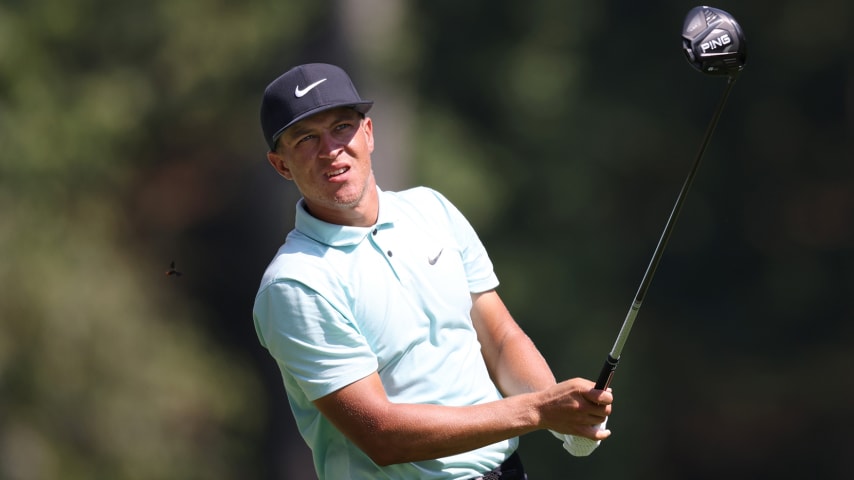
594,75,738,390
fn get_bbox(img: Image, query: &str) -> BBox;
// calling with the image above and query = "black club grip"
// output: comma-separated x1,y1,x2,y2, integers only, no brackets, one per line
594,354,620,390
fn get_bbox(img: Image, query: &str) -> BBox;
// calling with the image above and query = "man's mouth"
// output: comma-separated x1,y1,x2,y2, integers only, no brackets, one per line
327,167,349,178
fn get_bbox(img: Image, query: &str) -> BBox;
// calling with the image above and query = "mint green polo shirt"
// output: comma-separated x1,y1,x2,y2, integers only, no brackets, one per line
253,187,517,479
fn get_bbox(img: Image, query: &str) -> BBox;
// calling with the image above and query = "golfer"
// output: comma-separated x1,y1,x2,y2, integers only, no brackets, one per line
253,63,613,479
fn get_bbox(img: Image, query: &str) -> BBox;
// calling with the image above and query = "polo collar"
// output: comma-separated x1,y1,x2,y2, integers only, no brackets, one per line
294,187,397,247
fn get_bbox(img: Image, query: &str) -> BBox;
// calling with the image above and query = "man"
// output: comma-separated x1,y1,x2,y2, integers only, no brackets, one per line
253,63,613,479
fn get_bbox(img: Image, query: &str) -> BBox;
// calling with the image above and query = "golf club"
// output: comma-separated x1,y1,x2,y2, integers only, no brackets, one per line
593,5,747,392
558,6,747,459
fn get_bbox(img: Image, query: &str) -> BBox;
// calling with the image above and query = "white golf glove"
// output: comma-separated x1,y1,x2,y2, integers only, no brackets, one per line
549,417,609,457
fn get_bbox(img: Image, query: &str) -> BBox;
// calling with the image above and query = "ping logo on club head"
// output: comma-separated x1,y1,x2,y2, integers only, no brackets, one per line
700,33,732,53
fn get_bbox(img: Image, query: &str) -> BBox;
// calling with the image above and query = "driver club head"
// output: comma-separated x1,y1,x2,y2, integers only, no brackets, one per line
682,6,747,76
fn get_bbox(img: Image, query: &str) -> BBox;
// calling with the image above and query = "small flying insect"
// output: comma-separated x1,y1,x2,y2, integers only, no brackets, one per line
165,260,183,277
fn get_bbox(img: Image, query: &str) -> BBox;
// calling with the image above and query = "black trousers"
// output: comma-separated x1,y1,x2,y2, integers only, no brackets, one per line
477,451,527,480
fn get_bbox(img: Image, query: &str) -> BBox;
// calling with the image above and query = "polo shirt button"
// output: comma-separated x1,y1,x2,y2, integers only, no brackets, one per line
372,229,378,236
387,250,393,257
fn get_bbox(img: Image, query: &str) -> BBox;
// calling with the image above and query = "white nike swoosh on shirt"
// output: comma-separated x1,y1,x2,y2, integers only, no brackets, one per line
294,78,327,97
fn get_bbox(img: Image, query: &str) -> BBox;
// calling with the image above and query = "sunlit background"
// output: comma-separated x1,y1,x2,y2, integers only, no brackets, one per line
1,0,851,478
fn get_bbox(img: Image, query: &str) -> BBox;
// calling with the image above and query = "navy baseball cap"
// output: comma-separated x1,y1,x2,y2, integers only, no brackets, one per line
260,63,374,150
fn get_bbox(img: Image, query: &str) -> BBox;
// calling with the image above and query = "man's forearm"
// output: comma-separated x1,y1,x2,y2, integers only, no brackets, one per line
360,392,543,465
491,328,557,396
314,372,545,466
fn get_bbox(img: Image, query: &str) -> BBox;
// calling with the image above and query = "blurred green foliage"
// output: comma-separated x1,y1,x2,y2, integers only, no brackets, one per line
0,0,322,478
1,0,851,479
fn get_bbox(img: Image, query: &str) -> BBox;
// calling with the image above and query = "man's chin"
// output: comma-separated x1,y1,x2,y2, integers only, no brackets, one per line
331,190,362,208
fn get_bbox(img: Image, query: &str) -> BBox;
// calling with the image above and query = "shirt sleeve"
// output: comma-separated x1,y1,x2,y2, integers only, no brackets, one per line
254,280,379,402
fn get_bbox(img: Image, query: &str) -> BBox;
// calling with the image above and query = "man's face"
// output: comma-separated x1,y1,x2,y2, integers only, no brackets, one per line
268,107,376,224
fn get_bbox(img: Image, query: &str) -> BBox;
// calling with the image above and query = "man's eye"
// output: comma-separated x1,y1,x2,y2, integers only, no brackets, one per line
297,134,316,144
335,123,353,131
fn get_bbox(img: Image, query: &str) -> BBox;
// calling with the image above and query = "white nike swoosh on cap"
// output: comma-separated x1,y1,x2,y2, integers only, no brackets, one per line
294,78,327,98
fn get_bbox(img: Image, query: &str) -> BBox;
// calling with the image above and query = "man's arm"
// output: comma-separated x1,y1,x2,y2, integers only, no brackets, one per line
313,372,543,466
471,289,613,456
312,290,612,466
469,289,557,395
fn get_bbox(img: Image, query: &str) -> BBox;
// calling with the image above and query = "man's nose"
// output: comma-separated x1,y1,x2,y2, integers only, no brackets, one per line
318,132,343,159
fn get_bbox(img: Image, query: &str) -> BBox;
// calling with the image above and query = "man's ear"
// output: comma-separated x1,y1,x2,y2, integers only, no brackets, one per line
267,151,293,180
363,117,374,154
